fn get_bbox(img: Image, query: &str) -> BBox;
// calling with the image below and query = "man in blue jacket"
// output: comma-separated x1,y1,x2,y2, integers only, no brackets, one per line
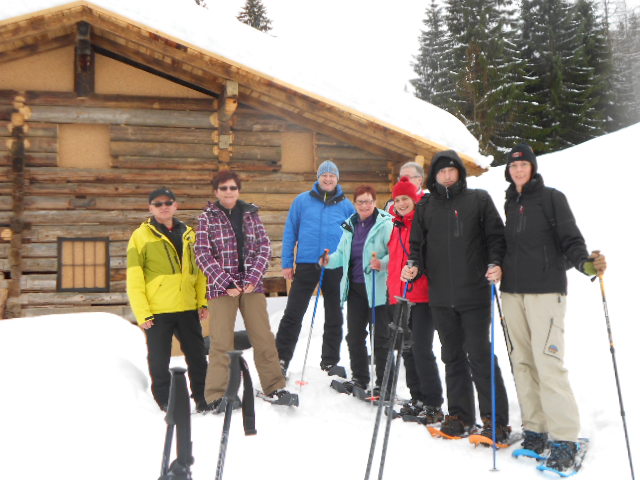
276,161,355,376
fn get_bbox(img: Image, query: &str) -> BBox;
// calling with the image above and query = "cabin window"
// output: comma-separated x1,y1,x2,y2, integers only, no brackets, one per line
281,131,314,172
57,238,110,292
58,124,112,168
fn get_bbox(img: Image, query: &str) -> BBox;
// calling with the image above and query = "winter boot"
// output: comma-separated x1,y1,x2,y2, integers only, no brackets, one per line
546,441,578,471
479,416,512,444
521,430,548,454
320,362,347,378
417,405,445,425
439,414,471,437
264,388,299,407
399,399,425,417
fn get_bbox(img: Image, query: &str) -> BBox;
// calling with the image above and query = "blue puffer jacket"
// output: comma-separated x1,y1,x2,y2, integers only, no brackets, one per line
282,182,355,268
327,209,393,307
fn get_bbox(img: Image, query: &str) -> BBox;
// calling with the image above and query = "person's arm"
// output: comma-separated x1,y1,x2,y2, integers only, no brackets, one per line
481,191,506,267
194,212,233,291
281,196,301,270
551,190,591,272
245,213,271,287
125,231,153,326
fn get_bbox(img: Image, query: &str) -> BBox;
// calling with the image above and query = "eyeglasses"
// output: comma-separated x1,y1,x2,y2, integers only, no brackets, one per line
355,199,374,206
150,200,175,207
218,185,239,191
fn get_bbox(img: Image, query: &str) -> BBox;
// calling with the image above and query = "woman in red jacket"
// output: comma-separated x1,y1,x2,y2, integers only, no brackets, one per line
388,176,444,424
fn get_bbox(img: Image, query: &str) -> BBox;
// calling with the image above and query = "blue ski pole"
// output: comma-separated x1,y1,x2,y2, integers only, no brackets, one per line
369,252,378,404
490,283,498,471
297,249,329,388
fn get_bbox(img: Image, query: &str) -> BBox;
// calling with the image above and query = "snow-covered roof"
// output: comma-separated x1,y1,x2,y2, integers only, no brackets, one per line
0,0,489,171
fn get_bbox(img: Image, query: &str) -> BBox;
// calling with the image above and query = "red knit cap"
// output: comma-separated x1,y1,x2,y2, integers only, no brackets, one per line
392,176,418,203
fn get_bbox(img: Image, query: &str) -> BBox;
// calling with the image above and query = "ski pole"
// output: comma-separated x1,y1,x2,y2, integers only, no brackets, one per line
377,297,411,480
369,252,378,405
596,274,635,480
216,350,243,480
297,249,329,388
490,284,498,472
364,296,411,480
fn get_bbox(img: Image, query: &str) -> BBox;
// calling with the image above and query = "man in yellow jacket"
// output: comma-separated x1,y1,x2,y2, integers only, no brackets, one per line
127,187,209,412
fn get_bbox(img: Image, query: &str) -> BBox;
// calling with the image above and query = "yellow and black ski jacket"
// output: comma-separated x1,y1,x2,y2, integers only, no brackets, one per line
126,218,207,325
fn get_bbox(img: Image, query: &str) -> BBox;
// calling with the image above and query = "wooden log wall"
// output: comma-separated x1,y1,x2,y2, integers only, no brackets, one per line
0,90,395,320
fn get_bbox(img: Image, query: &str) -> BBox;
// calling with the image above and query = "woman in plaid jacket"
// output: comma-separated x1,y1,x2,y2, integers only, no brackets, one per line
195,170,292,411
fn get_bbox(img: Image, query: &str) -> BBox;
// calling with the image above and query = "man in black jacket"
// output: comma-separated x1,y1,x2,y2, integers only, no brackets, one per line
500,144,606,472
402,150,510,442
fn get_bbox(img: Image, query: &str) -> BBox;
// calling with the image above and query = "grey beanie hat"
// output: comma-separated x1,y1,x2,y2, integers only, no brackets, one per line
317,160,339,179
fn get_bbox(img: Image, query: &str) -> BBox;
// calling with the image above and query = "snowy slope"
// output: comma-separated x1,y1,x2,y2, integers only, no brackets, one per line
2,124,639,479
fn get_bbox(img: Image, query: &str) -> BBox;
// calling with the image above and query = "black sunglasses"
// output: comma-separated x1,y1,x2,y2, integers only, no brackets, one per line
218,185,239,191
150,200,175,207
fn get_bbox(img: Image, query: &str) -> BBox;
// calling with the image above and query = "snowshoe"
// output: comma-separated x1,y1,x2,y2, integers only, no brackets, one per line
537,438,589,477
330,379,366,395
513,430,549,461
256,389,299,407
204,396,241,415
469,418,519,448
428,415,477,440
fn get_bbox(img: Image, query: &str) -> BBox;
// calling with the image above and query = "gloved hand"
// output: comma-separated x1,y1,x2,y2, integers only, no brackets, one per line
583,250,606,275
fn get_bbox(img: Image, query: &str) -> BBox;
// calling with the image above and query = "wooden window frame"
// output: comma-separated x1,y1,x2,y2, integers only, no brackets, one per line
56,237,110,292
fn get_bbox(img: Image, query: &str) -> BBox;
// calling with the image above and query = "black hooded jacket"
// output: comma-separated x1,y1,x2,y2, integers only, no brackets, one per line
500,173,589,295
409,151,505,308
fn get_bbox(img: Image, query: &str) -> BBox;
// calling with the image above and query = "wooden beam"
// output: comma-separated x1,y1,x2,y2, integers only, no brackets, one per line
216,80,238,168
74,21,94,97
5,94,28,318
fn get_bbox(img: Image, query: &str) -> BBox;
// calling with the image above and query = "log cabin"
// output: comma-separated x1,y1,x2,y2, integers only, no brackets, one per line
0,1,486,324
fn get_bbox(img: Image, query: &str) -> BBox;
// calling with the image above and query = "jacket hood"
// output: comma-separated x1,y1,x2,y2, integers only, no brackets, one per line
427,150,467,195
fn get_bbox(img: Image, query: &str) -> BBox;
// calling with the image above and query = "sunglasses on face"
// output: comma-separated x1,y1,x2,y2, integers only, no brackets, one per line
218,186,239,191
150,200,175,207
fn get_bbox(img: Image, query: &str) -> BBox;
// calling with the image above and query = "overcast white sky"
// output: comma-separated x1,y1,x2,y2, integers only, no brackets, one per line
213,0,640,97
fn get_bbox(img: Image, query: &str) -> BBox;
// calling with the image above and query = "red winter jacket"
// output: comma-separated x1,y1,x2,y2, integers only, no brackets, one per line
387,209,429,304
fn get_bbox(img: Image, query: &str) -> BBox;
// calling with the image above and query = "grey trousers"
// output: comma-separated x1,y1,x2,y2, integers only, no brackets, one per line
502,292,580,441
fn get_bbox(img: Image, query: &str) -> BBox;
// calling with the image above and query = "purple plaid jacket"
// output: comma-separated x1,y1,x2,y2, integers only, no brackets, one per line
195,200,271,299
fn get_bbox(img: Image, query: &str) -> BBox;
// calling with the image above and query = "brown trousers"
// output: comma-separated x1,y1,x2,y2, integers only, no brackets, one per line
205,293,285,402
501,292,580,441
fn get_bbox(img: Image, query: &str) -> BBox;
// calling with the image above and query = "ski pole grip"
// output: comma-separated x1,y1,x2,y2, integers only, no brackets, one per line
224,350,243,400
407,260,415,268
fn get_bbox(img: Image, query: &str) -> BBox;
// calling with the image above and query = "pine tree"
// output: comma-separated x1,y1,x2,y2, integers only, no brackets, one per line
611,10,640,128
441,0,521,158
411,0,453,109
237,0,273,32
193,0,207,7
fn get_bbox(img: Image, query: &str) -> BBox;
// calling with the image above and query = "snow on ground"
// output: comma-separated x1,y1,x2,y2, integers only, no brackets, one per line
2,124,639,480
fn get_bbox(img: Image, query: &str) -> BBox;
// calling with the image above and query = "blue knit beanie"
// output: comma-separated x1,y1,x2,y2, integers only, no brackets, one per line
317,160,339,179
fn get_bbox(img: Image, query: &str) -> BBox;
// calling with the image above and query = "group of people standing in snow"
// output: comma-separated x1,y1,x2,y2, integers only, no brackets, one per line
126,142,606,474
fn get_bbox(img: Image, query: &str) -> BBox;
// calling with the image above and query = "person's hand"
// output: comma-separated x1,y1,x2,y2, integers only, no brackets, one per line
485,264,502,284
401,265,418,282
592,250,606,274
319,251,330,267
584,250,606,275
198,308,209,322
244,284,256,293
370,257,382,271
282,268,294,280
140,319,154,330
227,288,242,297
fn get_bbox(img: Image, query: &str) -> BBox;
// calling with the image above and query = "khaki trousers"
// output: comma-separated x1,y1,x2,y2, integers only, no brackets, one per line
205,293,285,403
502,292,580,441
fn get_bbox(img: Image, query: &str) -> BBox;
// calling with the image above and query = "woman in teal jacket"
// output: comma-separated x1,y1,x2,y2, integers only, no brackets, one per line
321,185,393,395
